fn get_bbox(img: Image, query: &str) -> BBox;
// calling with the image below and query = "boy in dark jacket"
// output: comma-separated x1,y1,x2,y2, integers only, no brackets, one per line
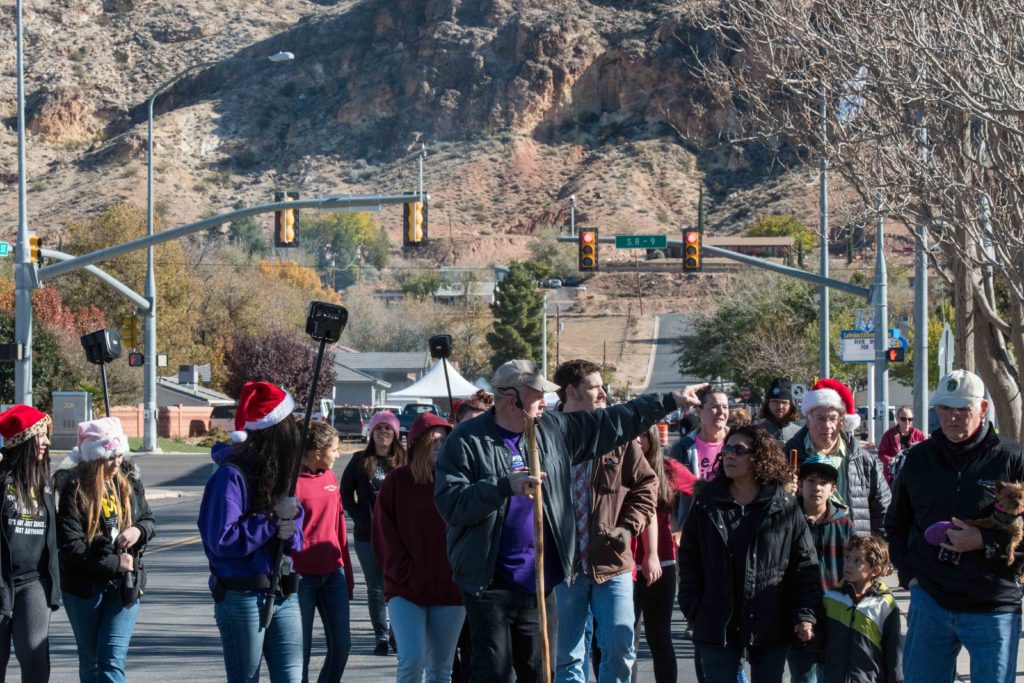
822,535,903,683
787,455,856,682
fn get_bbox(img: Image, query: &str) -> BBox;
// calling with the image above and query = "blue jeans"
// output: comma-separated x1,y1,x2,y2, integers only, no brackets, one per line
785,645,821,683
904,583,1021,683
697,644,785,683
388,597,465,683
353,540,389,643
214,590,303,683
555,573,635,683
298,571,351,683
63,585,140,683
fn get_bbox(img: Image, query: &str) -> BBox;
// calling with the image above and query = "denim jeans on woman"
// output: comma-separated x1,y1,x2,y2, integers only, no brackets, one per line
904,583,1021,683
388,597,465,683
214,590,303,683
297,570,351,683
352,540,389,644
62,584,139,683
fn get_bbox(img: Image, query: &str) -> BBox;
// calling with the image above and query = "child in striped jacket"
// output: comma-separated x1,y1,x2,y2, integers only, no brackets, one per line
822,535,904,683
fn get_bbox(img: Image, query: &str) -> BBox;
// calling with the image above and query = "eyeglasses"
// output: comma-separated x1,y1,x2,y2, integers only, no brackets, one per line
721,444,754,457
810,414,841,426
898,416,913,422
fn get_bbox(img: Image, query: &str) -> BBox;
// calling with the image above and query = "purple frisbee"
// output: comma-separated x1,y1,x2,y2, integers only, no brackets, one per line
925,520,956,546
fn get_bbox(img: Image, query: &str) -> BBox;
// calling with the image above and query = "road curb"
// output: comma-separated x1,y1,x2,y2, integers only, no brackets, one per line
145,488,194,500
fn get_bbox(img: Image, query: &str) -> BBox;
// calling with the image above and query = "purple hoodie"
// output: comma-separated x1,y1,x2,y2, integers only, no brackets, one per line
198,442,304,588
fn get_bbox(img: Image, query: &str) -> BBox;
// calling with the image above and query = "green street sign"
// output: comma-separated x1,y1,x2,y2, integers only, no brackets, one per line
614,234,667,249
0,242,9,257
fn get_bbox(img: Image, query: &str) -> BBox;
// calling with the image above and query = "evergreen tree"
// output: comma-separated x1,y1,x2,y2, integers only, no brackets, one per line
487,262,544,370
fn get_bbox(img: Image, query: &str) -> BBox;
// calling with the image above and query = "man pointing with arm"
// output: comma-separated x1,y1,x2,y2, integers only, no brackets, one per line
434,359,704,682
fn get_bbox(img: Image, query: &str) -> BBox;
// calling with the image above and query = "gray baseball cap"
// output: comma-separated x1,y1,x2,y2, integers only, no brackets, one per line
931,369,985,408
492,359,559,393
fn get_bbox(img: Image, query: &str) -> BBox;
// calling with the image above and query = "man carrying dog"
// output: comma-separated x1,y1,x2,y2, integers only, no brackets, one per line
434,359,704,682
885,369,1024,683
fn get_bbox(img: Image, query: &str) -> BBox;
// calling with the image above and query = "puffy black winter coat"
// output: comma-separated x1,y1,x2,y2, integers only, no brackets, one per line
678,477,822,648
786,427,890,535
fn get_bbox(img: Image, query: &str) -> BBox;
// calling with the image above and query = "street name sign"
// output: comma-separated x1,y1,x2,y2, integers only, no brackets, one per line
839,330,875,363
614,235,667,249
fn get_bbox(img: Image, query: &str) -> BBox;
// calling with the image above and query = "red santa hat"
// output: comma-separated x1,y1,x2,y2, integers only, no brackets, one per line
0,405,51,450
801,378,861,432
231,381,295,443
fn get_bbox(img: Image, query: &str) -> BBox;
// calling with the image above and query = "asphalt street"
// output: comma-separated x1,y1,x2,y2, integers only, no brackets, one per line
10,451,701,682
641,314,702,395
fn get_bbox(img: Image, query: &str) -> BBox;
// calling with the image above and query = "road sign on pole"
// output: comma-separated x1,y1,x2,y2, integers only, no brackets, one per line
0,242,9,257
839,329,875,362
937,323,954,376
614,235,667,249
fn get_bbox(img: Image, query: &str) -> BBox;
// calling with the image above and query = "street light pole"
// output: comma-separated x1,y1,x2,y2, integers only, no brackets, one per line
14,0,32,405
873,197,890,440
141,51,294,452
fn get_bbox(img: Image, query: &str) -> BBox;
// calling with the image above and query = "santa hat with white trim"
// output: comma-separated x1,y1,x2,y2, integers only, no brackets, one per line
231,381,296,443
800,378,861,432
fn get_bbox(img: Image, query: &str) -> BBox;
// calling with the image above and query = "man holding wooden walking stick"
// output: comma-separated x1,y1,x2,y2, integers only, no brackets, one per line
434,359,705,682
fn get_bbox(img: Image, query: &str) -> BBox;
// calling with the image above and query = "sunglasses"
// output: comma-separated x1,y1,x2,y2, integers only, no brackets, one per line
898,417,913,422
721,444,754,457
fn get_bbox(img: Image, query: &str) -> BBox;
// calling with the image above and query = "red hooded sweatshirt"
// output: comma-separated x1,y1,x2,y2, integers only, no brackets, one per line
293,468,355,598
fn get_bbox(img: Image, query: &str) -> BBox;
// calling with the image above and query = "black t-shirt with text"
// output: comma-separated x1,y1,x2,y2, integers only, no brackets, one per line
3,483,48,585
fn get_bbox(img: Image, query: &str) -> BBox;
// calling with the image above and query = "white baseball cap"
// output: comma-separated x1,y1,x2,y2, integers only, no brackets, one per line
931,369,985,408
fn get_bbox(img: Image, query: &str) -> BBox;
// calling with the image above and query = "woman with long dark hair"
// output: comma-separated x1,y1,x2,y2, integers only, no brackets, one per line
632,423,695,683
339,410,405,655
0,406,60,683
678,424,820,683
372,413,463,682
198,381,305,682
58,416,155,683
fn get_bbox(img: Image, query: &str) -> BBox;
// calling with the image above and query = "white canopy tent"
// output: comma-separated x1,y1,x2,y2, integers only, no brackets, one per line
389,360,482,400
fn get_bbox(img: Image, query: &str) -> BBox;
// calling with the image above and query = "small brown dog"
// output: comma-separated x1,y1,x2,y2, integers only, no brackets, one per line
964,481,1024,566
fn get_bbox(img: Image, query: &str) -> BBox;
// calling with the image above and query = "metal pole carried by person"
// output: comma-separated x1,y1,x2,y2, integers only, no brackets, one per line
260,301,348,629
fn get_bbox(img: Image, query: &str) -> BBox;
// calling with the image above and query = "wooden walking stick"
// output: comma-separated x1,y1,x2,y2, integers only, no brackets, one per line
523,415,552,683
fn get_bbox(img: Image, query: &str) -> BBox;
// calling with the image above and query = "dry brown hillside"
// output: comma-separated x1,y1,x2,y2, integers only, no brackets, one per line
0,0,822,266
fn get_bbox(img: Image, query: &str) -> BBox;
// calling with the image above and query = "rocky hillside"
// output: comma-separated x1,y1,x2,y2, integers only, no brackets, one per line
0,0,819,266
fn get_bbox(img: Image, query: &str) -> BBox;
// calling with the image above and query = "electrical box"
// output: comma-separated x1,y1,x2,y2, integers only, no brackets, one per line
51,392,93,450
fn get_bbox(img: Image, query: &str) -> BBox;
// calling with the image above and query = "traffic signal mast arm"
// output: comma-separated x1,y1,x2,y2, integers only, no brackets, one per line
38,193,429,281
556,234,871,301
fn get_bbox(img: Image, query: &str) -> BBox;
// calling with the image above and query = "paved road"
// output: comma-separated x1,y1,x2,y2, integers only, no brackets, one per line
12,451,701,682
642,313,702,394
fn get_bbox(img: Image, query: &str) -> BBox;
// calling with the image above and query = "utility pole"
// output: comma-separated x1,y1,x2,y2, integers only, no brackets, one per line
569,195,576,237
913,121,929,433
873,198,890,440
14,0,33,406
819,89,831,380
541,295,548,379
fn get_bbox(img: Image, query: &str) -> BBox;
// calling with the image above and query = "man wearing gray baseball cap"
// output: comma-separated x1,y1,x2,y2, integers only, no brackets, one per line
885,369,1024,683
434,359,704,681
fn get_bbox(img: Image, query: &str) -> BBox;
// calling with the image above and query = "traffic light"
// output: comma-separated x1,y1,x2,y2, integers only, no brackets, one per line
578,228,599,271
403,198,428,247
886,346,905,363
683,228,702,272
121,315,140,349
28,235,41,265
274,191,299,247
128,352,144,367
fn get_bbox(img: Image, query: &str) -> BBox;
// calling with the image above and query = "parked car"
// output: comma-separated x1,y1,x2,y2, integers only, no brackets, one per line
562,276,583,287
397,402,441,440
333,406,370,440
210,404,236,432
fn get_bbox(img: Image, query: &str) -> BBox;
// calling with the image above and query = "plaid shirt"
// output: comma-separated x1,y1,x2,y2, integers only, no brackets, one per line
803,500,855,590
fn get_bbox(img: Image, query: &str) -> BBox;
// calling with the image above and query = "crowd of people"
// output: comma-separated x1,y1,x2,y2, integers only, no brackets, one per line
0,362,1021,683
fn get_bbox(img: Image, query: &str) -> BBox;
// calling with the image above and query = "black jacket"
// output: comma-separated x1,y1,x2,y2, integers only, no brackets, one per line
56,461,156,599
678,477,822,648
786,427,890,535
434,393,676,596
0,473,61,617
883,423,1024,612
340,450,391,543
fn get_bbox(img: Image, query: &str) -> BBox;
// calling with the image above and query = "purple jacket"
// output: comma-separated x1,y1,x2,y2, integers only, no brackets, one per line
198,442,303,586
